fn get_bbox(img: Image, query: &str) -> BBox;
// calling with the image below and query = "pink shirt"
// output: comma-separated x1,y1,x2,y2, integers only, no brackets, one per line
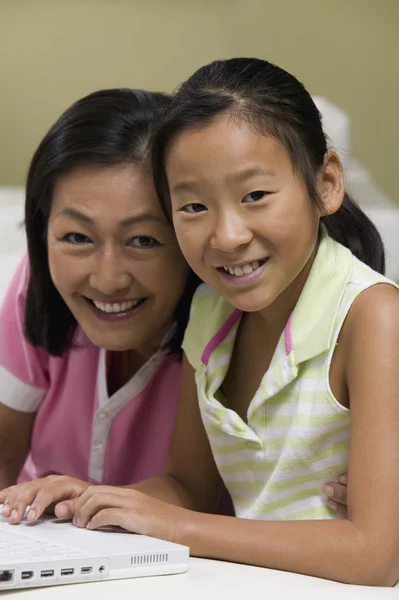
0,256,181,486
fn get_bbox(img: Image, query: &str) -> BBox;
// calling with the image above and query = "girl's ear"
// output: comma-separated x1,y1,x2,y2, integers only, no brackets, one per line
318,151,345,216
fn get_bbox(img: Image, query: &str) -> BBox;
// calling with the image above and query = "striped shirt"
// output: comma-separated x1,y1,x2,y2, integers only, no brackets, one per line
182,233,397,520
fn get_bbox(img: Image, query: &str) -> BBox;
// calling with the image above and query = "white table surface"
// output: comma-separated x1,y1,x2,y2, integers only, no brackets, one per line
1,557,397,599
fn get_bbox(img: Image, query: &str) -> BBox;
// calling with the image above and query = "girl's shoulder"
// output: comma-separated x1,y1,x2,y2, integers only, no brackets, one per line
182,283,236,370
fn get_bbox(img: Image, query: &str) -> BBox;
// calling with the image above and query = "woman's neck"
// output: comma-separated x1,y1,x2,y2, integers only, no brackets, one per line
106,347,155,397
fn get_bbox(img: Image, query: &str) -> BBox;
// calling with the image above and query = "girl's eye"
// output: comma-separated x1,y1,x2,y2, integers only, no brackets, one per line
242,191,268,203
128,236,160,249
179,203,207,214
63,233,91,244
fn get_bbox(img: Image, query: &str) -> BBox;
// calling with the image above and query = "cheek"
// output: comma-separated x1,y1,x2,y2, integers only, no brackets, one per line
140,251,189,300
173,220,202,265
47,248,83,294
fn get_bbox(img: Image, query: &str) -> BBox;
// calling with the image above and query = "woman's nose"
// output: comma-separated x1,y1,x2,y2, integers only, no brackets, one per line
89,253,132,296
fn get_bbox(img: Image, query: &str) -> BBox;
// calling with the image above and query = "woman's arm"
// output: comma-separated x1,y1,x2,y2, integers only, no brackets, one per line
70,284,399,586
0,403,35,490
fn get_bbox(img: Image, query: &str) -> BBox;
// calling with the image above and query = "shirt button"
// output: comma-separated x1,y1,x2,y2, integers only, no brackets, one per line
98,412,107,419
94,442,104,450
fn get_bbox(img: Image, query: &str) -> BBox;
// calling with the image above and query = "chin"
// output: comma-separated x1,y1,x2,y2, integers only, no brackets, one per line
87,334,137,353
225,292,273,313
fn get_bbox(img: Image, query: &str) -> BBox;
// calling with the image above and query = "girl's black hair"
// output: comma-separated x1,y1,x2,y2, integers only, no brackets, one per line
151,58,385,274
25,88,199,357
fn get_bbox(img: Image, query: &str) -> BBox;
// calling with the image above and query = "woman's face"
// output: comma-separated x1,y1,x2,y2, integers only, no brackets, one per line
47,163,189,353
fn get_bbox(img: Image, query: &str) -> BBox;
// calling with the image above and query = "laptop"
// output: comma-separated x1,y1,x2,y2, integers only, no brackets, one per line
0,508,189,590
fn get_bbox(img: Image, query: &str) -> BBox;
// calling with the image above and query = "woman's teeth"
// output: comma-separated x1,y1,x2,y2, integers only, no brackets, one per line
92,299,141,313
222,260,261,277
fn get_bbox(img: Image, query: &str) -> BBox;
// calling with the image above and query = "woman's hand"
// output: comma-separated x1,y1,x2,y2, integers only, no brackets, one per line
324,473,348,516
71,485,186,542
0,475,90,523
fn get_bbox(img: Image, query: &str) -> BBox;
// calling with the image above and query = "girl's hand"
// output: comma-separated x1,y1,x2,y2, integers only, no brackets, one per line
324,473,348,516
71,485,185,542
0,475,90,523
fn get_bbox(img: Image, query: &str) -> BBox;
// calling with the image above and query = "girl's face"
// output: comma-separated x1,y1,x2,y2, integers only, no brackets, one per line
166,114,342,314
47,163,189,353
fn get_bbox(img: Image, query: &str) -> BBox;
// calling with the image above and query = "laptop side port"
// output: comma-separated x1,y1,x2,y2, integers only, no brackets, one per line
40,570,54,578
81,567,93,574
60,568,74,576
0,570,14,583
21,571,34,580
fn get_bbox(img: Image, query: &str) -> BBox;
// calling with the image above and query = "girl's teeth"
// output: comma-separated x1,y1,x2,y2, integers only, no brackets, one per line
224,260,261,277
93,300,139,313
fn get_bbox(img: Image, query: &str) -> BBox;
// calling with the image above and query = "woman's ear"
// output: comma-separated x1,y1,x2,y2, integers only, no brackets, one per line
318,151,345,216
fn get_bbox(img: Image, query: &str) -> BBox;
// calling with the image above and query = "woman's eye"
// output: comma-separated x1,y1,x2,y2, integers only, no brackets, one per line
242,191,268,203
180,203,207,214
128,236,160,249
63,233,91,244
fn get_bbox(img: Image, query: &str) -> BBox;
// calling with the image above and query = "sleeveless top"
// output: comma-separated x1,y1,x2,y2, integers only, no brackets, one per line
182,233,397,520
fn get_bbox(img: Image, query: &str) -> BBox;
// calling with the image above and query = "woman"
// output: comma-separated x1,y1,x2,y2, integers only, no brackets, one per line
0,88,198,500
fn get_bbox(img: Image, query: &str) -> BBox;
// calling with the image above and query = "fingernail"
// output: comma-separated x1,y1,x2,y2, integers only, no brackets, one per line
324,485,334,498
57,504,66,517
327,499,337,511
27,509,36,521
86,522,92,530
338,474,347,485
2,504,10,515
11,510,18,520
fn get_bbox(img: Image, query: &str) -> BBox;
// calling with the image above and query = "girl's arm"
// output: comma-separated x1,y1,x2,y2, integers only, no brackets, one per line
127,357,223,513
176,284,399,586
52,284,399,586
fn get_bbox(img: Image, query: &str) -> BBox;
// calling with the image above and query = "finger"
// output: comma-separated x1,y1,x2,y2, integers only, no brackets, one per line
29,481,88,522
55,499,76,520
4,485,41,524
71,486,126,521
76,493,131,529
324,483,348,506
26,488,62,522
0,486,14,505
1,486,16,517
327,499,348,518
86,508,137,532
338,473,348,486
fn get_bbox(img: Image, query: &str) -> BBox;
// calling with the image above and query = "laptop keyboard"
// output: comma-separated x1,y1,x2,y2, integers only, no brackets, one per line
0,528,87,564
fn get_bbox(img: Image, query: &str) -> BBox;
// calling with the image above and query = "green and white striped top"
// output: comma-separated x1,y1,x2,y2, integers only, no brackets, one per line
182,233,396,521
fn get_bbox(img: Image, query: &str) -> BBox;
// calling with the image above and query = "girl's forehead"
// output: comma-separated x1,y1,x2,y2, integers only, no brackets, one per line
166,118,292,180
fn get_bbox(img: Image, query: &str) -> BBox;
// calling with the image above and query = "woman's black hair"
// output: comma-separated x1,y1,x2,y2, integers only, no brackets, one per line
151,58,385,274
25,88,200,357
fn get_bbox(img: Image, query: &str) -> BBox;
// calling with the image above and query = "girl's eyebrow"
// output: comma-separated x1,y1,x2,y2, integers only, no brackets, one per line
171,166,277,195
227,166,277,183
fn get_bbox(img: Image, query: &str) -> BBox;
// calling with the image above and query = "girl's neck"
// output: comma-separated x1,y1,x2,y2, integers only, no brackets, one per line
254,248,316,337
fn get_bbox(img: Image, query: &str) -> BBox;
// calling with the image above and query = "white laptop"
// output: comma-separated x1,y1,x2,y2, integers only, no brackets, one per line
0,509,189,590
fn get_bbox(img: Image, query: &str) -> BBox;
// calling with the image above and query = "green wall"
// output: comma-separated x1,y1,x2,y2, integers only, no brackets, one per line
1,0,398,201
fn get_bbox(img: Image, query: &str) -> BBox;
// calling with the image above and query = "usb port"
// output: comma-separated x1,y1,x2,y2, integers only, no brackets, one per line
21,571,33,580
60,568,74,576
40,570,54,578
81,567,92,574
